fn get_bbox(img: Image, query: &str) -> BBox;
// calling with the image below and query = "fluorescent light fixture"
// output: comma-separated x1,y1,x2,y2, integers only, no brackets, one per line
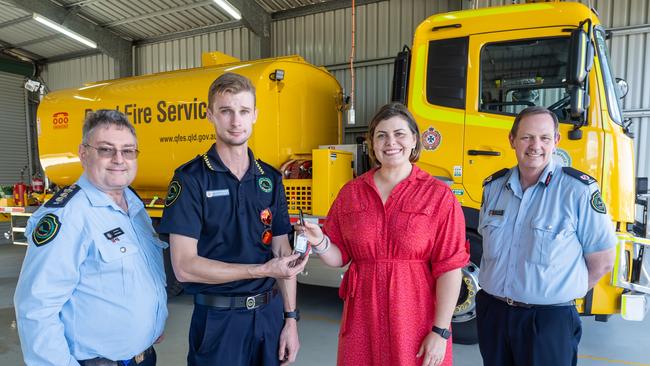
213,0,242,20
33,14,97,49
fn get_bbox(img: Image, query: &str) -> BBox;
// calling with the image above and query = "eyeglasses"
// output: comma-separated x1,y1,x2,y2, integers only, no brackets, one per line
83,144,140,160
260,208,273,245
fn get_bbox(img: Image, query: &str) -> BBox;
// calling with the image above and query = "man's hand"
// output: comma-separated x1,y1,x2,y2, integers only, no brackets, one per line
260,253,308,279
278,319,300,365
416,332,447,366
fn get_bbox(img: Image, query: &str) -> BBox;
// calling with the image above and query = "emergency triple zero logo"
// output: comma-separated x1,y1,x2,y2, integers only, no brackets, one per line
52,112,69,129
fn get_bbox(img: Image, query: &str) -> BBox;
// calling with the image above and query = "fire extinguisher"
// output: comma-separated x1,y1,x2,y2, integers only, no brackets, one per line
13,182,27,206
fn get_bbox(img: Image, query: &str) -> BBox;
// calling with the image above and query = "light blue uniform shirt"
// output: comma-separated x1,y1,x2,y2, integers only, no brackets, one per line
14,174,168,366
478,159,617,304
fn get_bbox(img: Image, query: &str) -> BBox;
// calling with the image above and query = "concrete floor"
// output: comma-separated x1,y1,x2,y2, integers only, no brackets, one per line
1,243,649,365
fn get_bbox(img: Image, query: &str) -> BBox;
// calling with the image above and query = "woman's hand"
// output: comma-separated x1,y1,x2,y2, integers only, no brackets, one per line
294,221,325,247
416,331,447,366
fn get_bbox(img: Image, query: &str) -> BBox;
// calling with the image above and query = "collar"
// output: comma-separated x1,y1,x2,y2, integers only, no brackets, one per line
507,159,556,195
77,174,142,213
361,164,425,187
204,143,263,176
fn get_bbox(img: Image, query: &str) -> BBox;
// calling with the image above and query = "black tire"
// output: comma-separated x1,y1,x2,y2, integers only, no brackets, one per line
164,245,184,297
452,230,482,345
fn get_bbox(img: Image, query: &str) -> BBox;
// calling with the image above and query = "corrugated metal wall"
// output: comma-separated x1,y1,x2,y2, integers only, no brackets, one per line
134,27,260,74
41,54,115,90
0,71,29,242
39,0,649,178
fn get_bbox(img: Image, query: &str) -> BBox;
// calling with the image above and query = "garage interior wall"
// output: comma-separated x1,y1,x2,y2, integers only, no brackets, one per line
0,71,29,242
39,0,650,180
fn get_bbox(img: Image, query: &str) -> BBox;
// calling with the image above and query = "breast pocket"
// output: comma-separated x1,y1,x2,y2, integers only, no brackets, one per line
399,204,433,249
338,202,376,246
95,240,140,294
529,222,574,266
478,215,505,261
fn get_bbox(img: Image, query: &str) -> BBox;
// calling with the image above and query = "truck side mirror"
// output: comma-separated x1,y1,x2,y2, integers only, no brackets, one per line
391,45,411,104
569,85,589,120
567,28,594,85
616,77,629,99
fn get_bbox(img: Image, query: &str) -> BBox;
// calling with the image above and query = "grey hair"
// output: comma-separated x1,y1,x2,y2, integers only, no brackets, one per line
81,109,136,144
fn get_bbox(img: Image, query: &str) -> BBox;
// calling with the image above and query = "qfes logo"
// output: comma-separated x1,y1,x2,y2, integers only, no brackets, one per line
52,112,69,129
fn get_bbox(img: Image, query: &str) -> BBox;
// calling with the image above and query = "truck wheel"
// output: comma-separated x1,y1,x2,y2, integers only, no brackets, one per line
164,247,183,297
452,230,482,345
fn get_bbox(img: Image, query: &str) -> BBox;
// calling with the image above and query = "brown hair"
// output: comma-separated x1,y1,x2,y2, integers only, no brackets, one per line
366,102,421,166
510,106,559,138
207,72,256,110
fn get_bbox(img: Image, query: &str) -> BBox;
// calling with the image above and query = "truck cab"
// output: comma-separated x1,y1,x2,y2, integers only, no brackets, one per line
393,2,649,343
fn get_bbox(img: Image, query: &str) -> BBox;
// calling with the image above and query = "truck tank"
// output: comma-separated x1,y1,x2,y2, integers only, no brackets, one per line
36,55,343,198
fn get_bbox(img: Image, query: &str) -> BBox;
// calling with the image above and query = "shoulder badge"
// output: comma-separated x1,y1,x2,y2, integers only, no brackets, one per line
483,168,509,187
44,185,81,208
32,213,61,246
562,167,596,185
165,180,182,207
590,190,607,214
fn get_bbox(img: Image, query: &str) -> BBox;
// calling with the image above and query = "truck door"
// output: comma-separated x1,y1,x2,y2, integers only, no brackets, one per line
463,28,604,204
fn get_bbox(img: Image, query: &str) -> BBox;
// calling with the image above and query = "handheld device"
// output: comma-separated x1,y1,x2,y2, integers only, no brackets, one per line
293,208,309,258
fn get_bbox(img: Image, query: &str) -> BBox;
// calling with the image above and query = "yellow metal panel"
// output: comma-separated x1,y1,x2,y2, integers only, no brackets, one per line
201,51,240,66
311,149,353,217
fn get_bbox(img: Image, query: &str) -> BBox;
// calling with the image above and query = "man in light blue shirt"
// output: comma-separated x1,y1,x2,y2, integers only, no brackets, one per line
14,109,168,366
477,106,616,366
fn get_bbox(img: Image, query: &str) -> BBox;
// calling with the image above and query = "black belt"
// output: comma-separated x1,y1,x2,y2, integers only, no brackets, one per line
78,346,154,366
195,288,278,310
488,292,575,309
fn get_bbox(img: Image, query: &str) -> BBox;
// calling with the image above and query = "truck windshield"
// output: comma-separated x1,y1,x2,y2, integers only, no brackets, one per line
594,26,624,126
479,37,571,122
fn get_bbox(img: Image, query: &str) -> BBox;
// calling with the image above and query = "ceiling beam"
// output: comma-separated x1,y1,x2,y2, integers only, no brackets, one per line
0,15,32,29
13,34,62,48
133,20,242,46
272,0,384,21
102,0,214,28
228,0,271,57
3,0,133,77
40,49,102,64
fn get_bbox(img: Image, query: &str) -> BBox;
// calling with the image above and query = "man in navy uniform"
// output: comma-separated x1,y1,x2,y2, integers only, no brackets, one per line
158,72,307,366
477,106,616,366
15,109,167,366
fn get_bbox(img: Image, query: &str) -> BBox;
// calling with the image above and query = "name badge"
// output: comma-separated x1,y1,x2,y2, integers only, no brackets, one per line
489,209,504,216
206,189,229,198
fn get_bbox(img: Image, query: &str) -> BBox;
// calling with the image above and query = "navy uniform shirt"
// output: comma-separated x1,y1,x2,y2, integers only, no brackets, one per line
158,144,291,296
478,159,617,304
14,174,168,365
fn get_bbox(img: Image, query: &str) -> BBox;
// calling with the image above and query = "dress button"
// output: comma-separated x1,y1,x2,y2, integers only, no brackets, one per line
120,247,126,253
546,225,553,230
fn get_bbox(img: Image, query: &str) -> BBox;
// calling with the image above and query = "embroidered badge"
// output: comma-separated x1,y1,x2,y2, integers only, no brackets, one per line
32,213,61,247
553,148,572,167
421,127,442,151
258,177,273,193
165,180,182,207
103,227,125,242
590,191,607,214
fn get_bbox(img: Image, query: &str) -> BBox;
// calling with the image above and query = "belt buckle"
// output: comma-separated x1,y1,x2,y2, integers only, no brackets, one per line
506,297,514,306
245,296,256,310
134,351,145,364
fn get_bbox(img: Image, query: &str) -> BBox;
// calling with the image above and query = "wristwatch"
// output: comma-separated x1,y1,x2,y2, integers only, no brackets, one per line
431,326,451,339
284,309,300,322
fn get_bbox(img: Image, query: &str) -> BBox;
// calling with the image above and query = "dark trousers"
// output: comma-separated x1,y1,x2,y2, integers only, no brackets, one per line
476,290,582,366
187,293,284,366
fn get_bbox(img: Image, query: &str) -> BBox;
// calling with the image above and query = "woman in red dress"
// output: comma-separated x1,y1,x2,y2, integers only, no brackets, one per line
299,103,469,366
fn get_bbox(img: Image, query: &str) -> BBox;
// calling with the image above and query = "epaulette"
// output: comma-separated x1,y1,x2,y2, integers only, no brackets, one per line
202,153,216,171
483,168,509,186
562,167,596,185
44,184,81,208
175,155,202,173
256,159,284,177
